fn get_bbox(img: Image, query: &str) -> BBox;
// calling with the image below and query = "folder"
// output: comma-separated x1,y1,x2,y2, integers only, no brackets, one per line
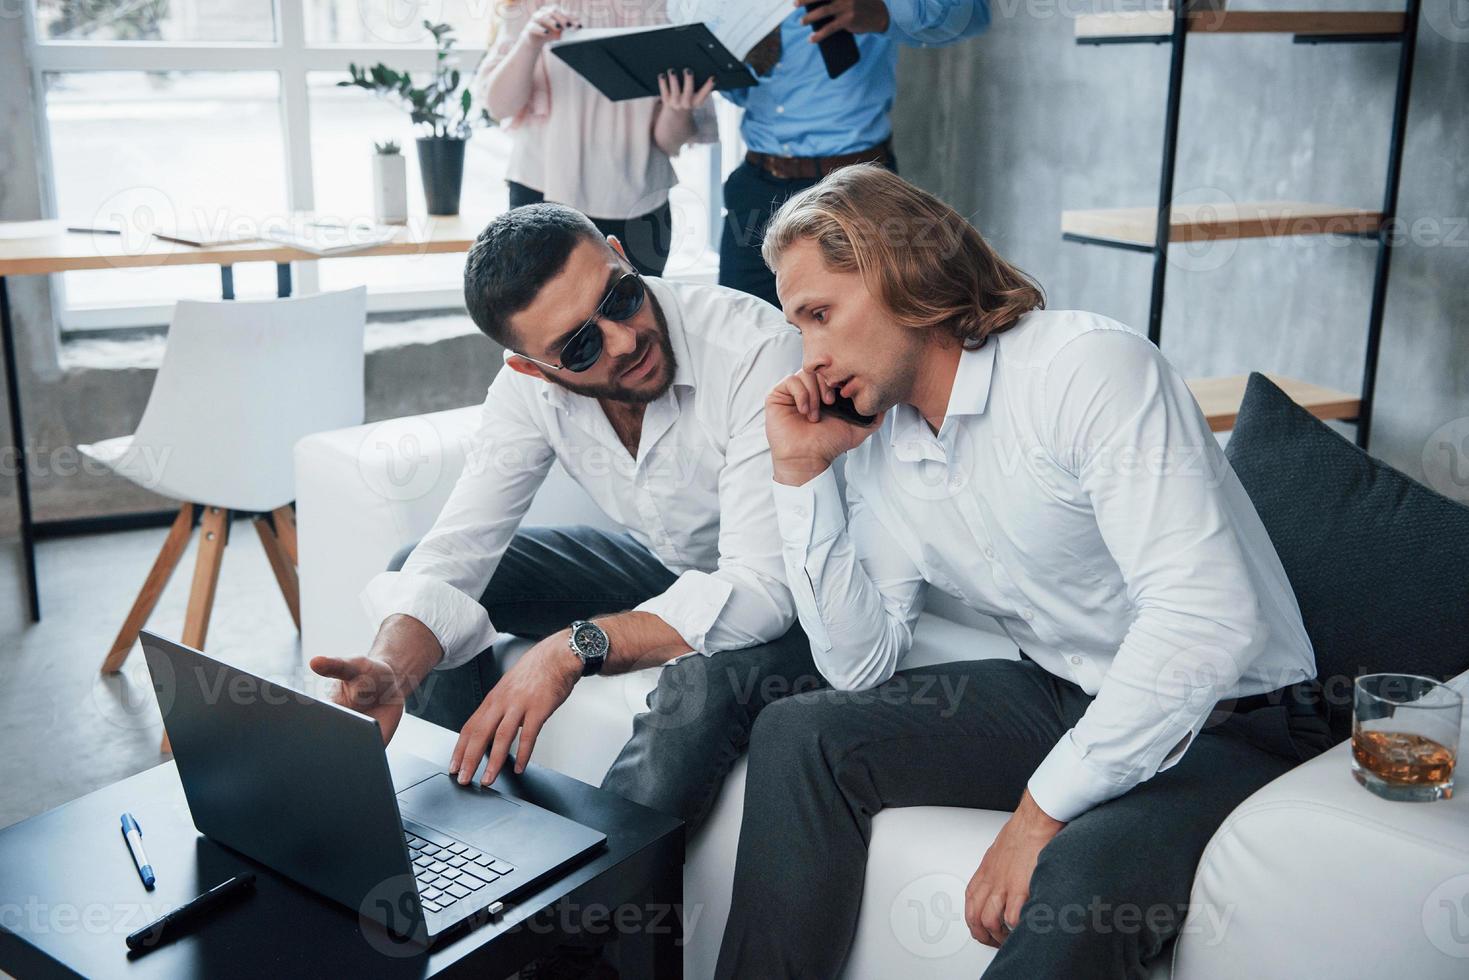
550,24,757,102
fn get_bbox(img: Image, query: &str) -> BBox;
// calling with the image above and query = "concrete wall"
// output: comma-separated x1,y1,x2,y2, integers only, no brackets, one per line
893,0,1469,497
0,13,501,536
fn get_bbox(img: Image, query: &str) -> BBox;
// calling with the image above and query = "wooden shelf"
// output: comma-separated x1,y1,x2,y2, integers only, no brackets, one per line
1061,201,1384,249
1076,10,1406,43
1187,374,1360,432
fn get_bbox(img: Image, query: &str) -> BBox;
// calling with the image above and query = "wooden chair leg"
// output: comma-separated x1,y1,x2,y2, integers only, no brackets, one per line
254,515,300,631
100,503,197,674
165,506,229,754
271,504,298,567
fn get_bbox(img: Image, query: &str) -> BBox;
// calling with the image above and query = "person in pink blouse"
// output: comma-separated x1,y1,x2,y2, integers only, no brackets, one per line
473,2,718,276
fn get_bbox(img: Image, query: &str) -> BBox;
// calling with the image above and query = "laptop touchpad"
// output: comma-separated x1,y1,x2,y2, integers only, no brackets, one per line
397,774,522,837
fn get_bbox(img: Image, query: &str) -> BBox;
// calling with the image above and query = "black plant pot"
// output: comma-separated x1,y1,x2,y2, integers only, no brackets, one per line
416,136,466,216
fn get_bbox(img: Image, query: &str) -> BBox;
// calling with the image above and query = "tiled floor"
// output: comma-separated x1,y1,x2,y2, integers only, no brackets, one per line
0,521,304,829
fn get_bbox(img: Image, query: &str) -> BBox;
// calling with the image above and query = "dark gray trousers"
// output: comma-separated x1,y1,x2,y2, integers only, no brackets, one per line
714,655,1333,980
392,526,821,834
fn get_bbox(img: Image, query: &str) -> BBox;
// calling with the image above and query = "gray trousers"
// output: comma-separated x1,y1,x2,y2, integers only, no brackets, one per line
714,655,1333,980
392,526,821,835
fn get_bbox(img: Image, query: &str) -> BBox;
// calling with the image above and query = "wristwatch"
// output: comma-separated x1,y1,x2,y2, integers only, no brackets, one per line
568,620,610,677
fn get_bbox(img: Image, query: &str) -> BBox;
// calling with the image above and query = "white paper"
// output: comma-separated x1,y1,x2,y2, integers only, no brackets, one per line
667,0,790,59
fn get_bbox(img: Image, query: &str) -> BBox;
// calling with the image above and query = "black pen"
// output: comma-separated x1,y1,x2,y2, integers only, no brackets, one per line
65,226,123,235
125,873,256,952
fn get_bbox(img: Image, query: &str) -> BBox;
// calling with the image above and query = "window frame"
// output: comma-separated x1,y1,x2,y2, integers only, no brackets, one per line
24,1,725,333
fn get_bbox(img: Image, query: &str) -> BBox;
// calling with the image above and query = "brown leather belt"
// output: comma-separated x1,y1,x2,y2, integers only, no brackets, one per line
745,139,893,181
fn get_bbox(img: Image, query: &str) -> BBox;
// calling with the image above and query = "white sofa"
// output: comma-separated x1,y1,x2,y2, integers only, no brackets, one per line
297,405,1469,979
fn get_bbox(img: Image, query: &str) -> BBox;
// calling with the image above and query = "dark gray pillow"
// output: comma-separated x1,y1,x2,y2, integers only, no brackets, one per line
1225,373,1469,743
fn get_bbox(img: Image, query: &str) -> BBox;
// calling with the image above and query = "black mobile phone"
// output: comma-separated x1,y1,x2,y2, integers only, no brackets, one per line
806,1,861,80
823,393,879,427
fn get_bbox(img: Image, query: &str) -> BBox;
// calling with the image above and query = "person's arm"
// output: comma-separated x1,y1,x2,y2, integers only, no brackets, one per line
1025,328,1274,824
767,371,927,691
476,4,581,121
638,332,806,658
797,0,990,46
310,369,556,735
965,326,1269,948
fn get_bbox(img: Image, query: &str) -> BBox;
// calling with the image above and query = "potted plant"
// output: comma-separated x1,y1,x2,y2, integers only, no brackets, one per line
341,21,495,216
371,140,408,225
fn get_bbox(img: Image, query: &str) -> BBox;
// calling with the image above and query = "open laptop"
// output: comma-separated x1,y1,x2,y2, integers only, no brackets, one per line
140,630,606,945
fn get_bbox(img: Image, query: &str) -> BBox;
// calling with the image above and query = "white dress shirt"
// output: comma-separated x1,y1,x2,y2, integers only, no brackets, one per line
364,278,801,669
773,310,1316,823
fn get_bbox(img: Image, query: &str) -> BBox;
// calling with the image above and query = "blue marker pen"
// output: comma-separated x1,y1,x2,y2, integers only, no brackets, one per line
121,813,156,889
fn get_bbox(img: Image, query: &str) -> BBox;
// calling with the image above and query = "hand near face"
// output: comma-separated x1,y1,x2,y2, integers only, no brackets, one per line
767,370,883,486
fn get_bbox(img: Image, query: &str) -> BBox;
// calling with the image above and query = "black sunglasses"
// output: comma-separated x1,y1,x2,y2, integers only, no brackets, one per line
519,272,647,373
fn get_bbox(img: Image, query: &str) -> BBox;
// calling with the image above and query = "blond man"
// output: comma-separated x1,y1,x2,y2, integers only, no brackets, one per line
713,166,1331,979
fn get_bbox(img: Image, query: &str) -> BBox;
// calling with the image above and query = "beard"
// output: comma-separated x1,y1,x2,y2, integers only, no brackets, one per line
542,293,678,404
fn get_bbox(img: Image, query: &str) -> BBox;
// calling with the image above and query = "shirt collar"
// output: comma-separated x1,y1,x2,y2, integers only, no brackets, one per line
890,340,997,463
944,338,998,419
507,276,696,411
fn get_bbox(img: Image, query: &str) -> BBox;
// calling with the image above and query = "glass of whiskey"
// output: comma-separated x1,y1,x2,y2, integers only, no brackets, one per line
1352,674,1462,802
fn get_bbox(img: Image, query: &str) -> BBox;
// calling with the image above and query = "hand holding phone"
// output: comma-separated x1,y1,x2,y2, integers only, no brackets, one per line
804,0,861,79
766,371,882,486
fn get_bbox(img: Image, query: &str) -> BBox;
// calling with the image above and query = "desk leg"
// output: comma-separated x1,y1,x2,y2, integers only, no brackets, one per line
276,262,292,298
220,265,235,301
0,277,40,622
616,857,684,980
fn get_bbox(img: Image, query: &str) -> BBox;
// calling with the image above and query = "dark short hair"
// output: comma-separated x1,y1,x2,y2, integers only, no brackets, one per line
463,203,604,348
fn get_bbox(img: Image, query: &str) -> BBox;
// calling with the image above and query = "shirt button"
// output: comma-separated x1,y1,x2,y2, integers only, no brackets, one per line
984,547,995,560
1070,655,1082,666
783,143,792,153
1022,607,1035,621
793,506,807,519
776,104,785,114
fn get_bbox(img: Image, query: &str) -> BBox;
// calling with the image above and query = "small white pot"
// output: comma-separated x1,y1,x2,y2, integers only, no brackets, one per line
372,152,408,225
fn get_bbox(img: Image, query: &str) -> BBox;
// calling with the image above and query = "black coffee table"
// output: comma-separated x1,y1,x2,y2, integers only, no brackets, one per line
0,715,685,978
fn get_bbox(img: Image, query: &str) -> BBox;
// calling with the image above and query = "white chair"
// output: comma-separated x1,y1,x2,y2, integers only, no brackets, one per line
81,288,367,710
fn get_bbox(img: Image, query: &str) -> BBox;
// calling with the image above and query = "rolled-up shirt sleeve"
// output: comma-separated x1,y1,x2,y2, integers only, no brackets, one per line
360,371,554,670
638,333,801,652
775,466,928,691
1025,329,1270,822
886,0,991,45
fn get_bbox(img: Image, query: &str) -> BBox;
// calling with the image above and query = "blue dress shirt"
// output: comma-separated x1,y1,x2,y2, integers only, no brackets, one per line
722,1,990,157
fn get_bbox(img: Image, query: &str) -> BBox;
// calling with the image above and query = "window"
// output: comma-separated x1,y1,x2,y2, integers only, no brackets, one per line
26,1,723,332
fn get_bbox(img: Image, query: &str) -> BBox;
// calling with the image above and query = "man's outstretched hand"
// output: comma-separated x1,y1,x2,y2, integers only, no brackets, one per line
310,654,410,743
310,613,444,744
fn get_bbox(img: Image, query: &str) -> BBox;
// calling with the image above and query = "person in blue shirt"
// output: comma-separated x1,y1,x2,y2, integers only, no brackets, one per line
717,0,991,305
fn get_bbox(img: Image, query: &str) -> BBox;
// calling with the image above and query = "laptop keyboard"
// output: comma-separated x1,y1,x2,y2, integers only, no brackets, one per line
405,825,517,914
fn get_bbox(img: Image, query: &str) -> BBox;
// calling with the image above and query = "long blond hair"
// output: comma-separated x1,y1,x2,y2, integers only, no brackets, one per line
762,164,1045,348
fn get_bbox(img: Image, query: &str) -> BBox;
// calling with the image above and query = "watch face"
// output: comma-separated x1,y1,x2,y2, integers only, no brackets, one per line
573,623,609,659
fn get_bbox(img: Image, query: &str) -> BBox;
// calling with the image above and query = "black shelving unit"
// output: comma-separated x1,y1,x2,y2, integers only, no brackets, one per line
1062,2,1422,449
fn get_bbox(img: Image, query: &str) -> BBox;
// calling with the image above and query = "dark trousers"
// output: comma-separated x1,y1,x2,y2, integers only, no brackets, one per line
507,181,672,278
715,656,1333,979
718,155,898,307
393,525,821,834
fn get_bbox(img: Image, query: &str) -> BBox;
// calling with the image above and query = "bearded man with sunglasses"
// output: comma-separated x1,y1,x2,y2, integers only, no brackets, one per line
311,203,818,847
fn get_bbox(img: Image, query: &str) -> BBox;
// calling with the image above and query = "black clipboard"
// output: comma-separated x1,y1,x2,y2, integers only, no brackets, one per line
551,24,757,102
